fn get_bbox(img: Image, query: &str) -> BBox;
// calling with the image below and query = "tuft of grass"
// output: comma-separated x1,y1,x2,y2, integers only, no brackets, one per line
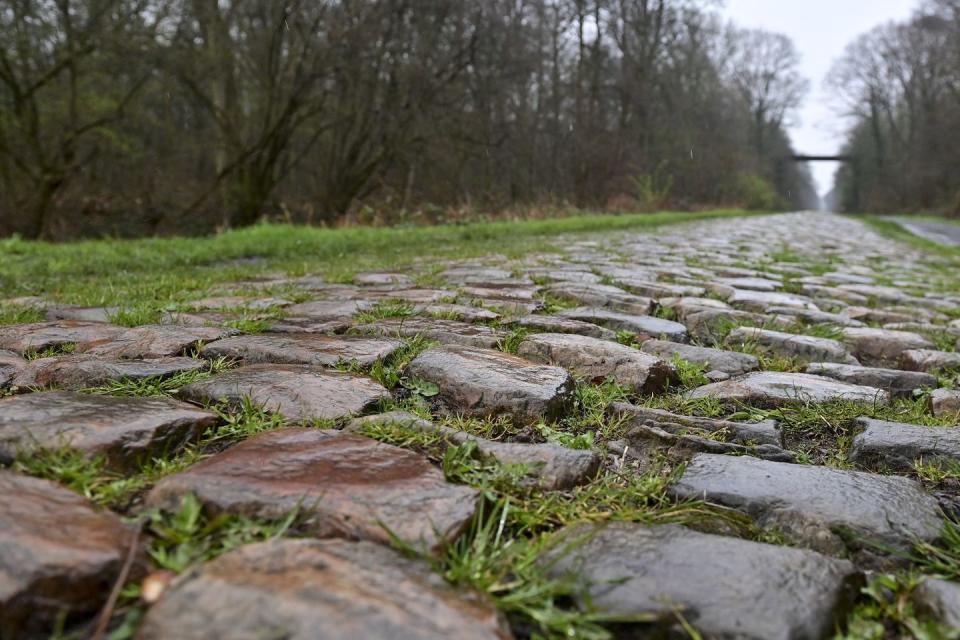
208,397,293,442
439,414,522,440
83,359,232,397
25,342,76,360
638,392,727,419
0,304,44,325
837,573,953,640
359,420,448,452
669,354,709,390
767,247,803,263
560,380,632,440
911,518,960,581
225,317,273,333
914,458,960,486
653,305,680,322
537,422,596,450
931,331,958,353
369,335,438,389
722,337,806,372
12,446,205,509
142,493,299,573
109,305,162,327
801,323,843,340
497,327,531,354
355,301,417,324
539,293,578,314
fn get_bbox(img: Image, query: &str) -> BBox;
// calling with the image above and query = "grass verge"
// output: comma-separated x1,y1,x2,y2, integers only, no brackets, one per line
0,210,761,312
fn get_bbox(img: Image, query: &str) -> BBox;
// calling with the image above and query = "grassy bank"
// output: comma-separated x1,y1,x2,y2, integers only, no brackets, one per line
0,209,762,310
863,216,960,257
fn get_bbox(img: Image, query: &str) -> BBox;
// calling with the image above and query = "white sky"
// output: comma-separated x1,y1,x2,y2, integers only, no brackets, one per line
722,0,919,196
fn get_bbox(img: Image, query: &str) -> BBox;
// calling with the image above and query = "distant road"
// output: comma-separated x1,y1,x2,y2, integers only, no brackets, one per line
890,217,960,247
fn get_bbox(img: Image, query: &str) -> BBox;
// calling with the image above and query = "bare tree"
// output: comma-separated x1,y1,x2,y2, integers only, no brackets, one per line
0,0,161,237
724,26,809,160
0,0,821,238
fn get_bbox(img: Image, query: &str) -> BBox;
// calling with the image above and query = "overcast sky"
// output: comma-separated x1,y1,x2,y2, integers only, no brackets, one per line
722,0,919,196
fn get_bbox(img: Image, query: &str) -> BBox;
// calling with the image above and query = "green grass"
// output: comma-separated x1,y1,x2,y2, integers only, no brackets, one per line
497,327,531,354
635,389,957,468
0,303,44,325
912,519,960,581
837,573,956,640
83,358,233,397
142,493,300,573
0,210,759,317
669,354,710,389
354,301,417,324
864,216,960,260
24,342,77,360
12,447,205,509
370,335,438,390
360,414,755,637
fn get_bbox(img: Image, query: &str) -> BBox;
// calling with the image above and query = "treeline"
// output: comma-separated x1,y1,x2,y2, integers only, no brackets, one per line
830,0,960,215
0,0,817,239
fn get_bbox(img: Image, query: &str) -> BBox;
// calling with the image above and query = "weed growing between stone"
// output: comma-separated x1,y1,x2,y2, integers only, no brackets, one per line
914,458,960,487
496,327,531,354
107,306,163,328
835,573,948,640
362,413,757,638
668,354,710,389
354,301,417,324
373,335,439,390
0,303,43,325
24,342,77,360
79,494,304,640
912,519,960,582
12,447,204,510
143,494,300,573
83,358,234,397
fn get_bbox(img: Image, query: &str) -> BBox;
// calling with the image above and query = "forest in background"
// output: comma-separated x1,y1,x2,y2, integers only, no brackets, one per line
0,0,820,239
830,0,960,216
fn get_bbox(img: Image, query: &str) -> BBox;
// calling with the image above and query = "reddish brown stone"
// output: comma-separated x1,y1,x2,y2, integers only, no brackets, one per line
45,306,116,322
0,321,126,355
0,391,218,470
79,325,236,358
354,317,504,349
0,349,26,387
176,364,390,422
265,317,353,334
185,296,292,310
285,299,376,320
136,538,512,640
406,345,574,425
199,334,402,366
518,333,677,393
11,356,205,390
0,471,142,639
146,428,479,553
349,412,601,490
